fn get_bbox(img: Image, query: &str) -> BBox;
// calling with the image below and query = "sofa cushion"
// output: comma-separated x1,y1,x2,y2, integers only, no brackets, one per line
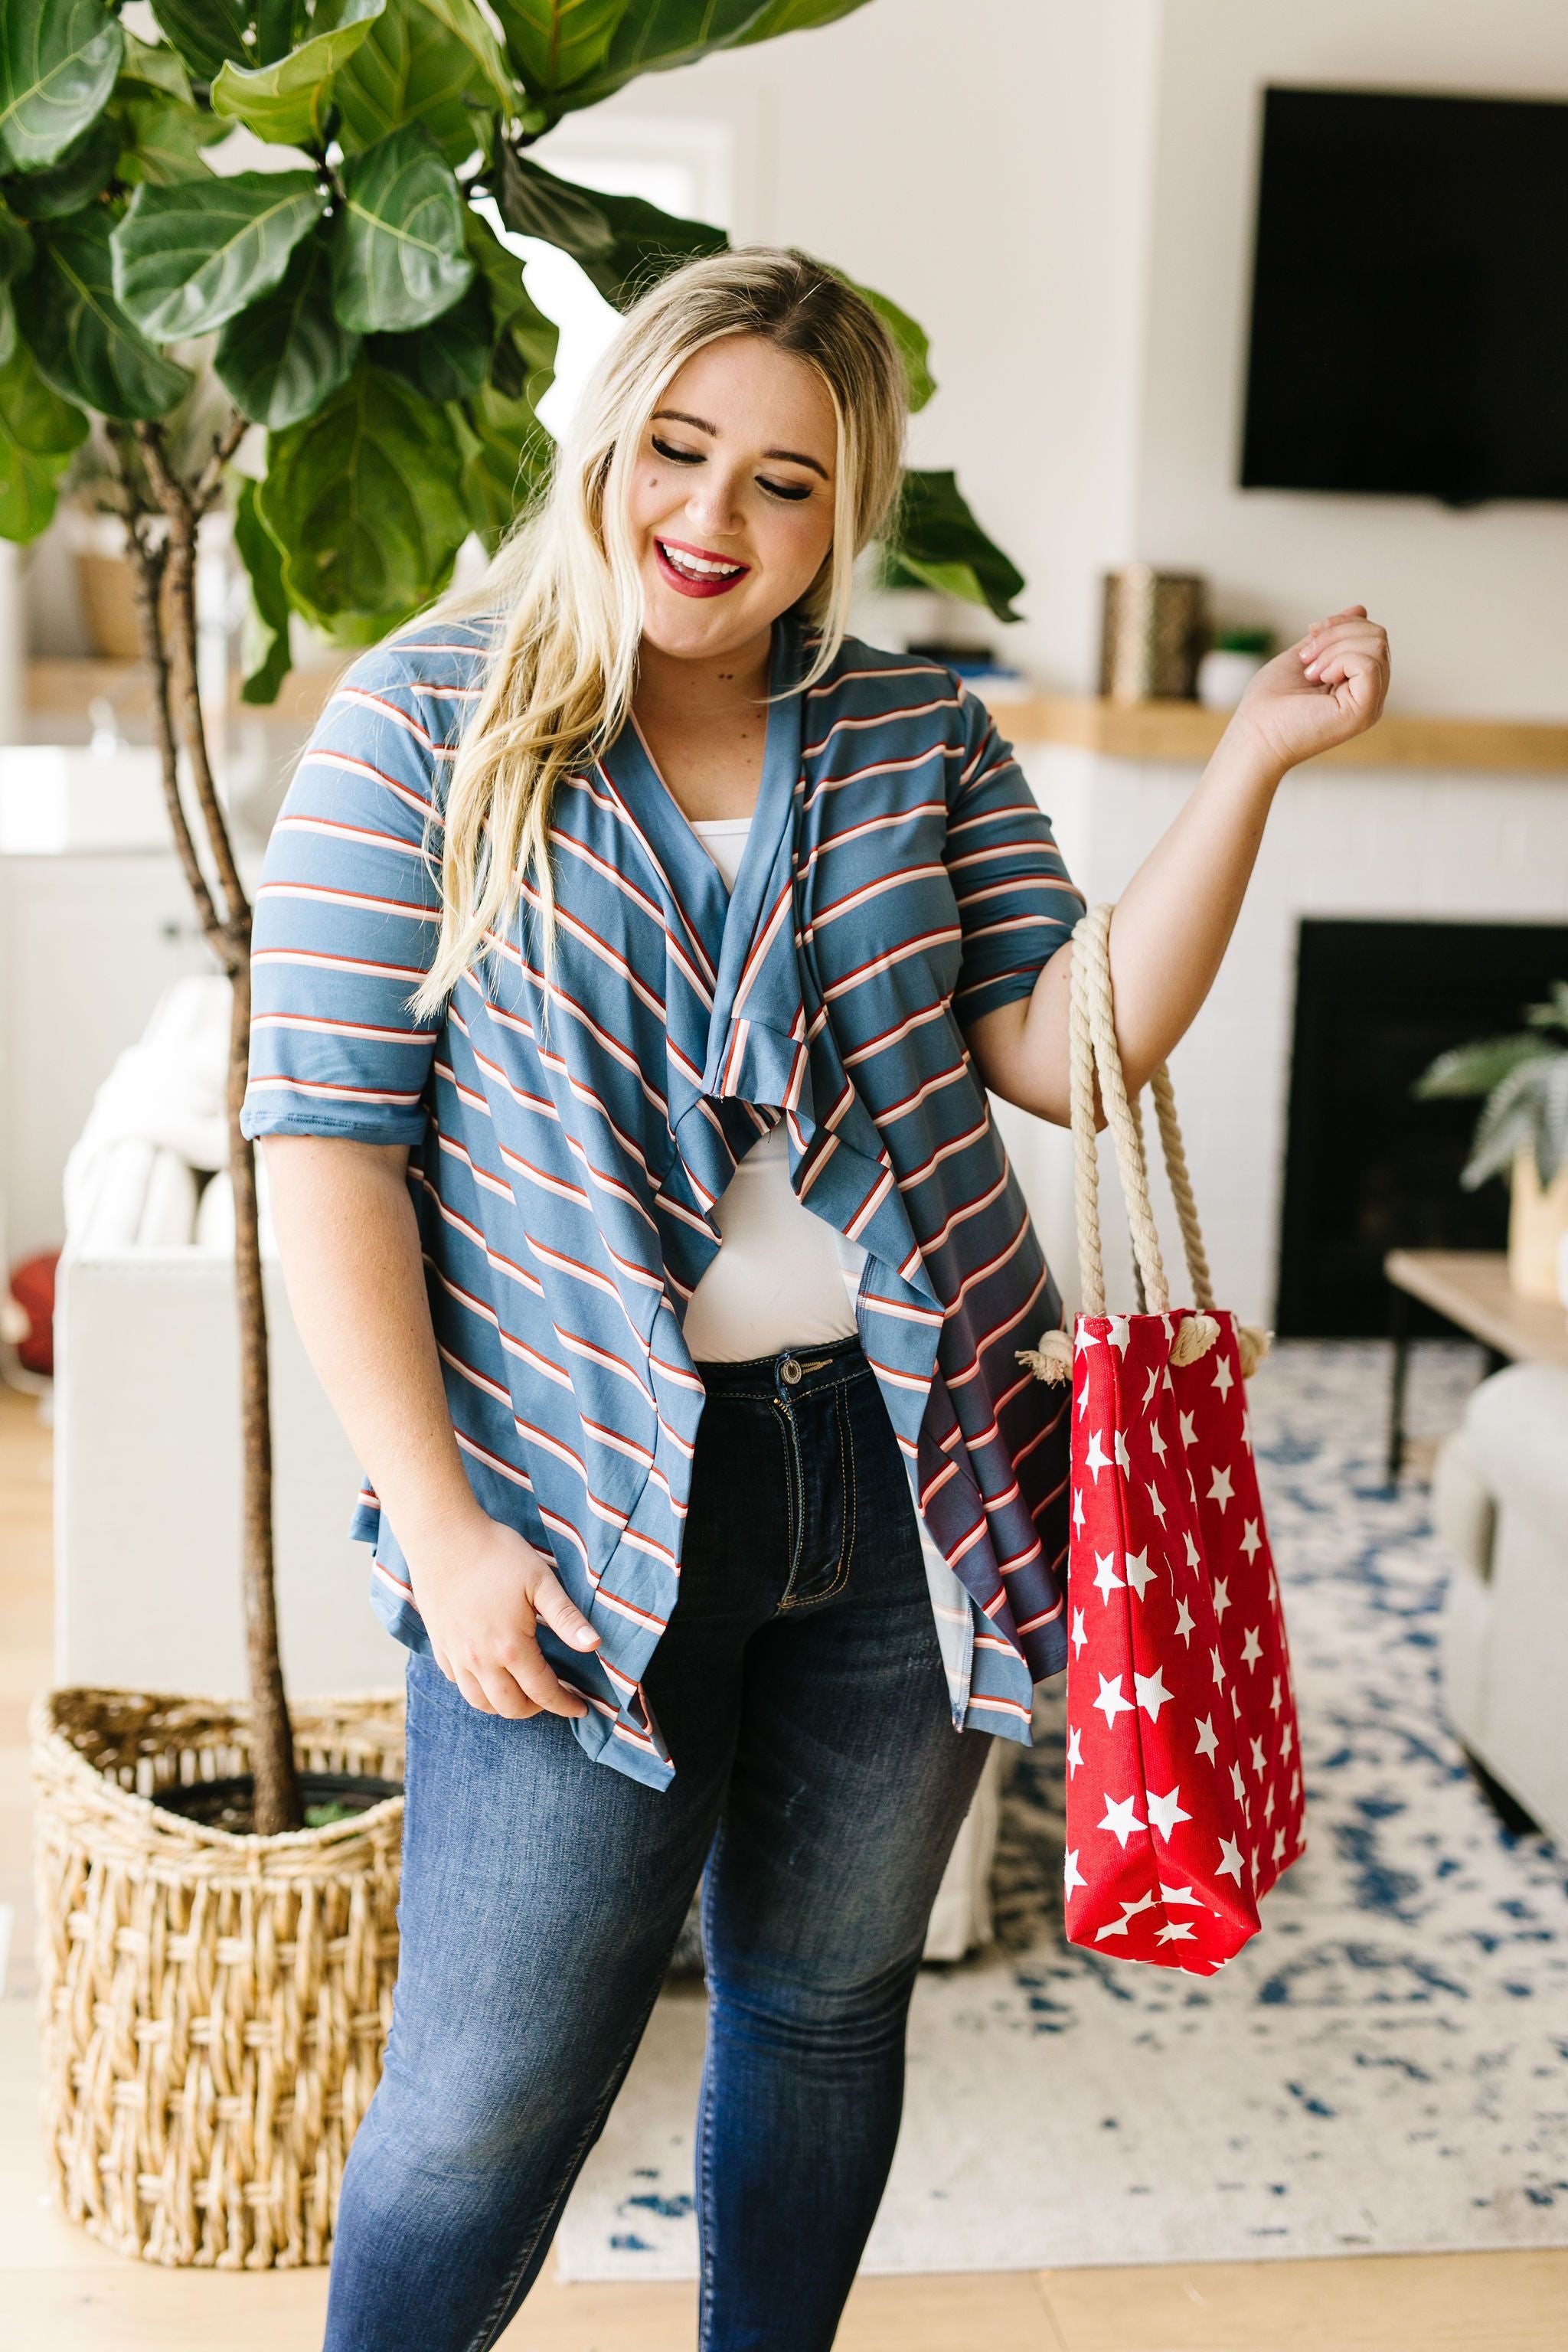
1463,1364,1568,1553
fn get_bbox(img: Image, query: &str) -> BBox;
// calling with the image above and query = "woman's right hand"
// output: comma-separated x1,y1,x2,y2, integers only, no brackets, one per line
407,1508,602,1720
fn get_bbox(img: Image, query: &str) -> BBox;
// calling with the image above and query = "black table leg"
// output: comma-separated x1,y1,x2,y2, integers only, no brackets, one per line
1386,1282,1410,1485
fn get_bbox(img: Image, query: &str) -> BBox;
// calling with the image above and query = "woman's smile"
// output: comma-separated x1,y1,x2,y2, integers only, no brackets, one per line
653,534,753,596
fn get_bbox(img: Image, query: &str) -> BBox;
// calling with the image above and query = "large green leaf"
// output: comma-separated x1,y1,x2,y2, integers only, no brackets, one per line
535,0,771,111
0,195,28,353
215,233,360,428
367,273,491,398
333,0,492,166
332,122,472,332
21,208,192,420
2,109,120,219
491,0,623,98
113,92,230,188
490,143,725,310
256,363,470,624
0,333,87,540
415,0,514,110
113,170,328,341
458,379,552,550
463,207,556,400
213,0,387,148
0,0,124,172
233,472,295,703
118,31,194,106
148,0,249,85
730,0,874,41
882,468,1025,624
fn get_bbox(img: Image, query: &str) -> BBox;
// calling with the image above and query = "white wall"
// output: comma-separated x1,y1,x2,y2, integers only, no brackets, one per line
605,0,1568,718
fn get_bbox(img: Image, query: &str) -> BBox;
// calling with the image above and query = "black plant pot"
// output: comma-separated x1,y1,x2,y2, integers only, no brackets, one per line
154,1769,403,1836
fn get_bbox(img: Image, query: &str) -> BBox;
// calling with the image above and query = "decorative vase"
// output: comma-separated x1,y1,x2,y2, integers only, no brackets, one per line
1507,1150,1568,1302
31,1687,404,2269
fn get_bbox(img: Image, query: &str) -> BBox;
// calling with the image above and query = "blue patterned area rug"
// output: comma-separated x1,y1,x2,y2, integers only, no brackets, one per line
556,1343,1568,2278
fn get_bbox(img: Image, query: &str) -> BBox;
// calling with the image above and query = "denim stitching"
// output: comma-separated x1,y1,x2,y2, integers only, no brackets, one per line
777,1380,855,1612
694,1822,729,2350
774,1396,806,1602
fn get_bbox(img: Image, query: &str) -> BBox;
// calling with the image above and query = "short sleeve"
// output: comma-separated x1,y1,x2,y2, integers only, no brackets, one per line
239,641,450,1146
944,673,1083,1021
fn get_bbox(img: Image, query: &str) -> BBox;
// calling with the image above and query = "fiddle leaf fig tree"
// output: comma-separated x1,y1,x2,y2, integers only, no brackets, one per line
0,0,1028,1838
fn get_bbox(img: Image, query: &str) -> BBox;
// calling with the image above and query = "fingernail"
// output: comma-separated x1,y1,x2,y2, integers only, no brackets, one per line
572,1625,599,1648
1303,662,1319,678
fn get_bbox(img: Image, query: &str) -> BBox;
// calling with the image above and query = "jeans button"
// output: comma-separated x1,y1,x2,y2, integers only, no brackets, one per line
780,1354,802,1386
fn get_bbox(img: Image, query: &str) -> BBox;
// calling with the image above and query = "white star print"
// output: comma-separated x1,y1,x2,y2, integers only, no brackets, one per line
1229,1760,1247,1806
1107,1315,1131,1354
1134,1665,1174,1720
1281,1722,1294,1762
1070,1606,1087,1656
1207,1464,1234,1510
1269,1674,1282,1717
1113,1429,1132,1474
1142,1365,1160,1410
1210,1644,1227,1688
1074,1323,1099,1355
1078,1380,1089,1419
1184,1529,1201,1570
1212,1575,1231,1621
1159,1880,1204,1905
1263,1784,1276,1824
1272,1826,1288,1865
1063,1847,1086,1895
1092,1550,1125,1602
1093,1671,1134,1727
1179,1410,1197,1449
1241,1410,1254,1455
1083,1429,1111,1480
1239,1518,1261,1562
1212,1354,1234,1400
1096,1888,1158,1940
1098,1792,1145,1848
1073,1486,1086,1533
1217,1834,1246,1883
1156,1919,1197,1944
1123,1547,1158,1599
1239,1625,1263,1668
1173,1595,1196,1645
1145,1783,1191,1838
1149,1422,1168,1462
1146,1480,1168,1525
1249,1733,1267,1775
1193,1713,1219,1762
1289,1766,1301,1802
1067,1723,1083,1776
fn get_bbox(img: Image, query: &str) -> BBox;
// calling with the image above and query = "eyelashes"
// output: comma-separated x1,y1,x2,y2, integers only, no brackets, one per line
649,433,812,502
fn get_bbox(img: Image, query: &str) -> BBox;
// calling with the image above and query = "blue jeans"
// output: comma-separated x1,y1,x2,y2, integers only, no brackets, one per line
323,1336,995,2352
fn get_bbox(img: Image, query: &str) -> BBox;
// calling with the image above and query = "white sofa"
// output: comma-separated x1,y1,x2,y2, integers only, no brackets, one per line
54,977,1002,1957
1435,1361,1568,1848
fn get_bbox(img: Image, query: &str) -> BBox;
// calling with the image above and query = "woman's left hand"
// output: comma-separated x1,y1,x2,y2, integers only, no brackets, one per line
1227,605,1391,779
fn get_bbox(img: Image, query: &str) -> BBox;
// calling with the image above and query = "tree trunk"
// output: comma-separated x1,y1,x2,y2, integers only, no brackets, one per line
120,430,302,1834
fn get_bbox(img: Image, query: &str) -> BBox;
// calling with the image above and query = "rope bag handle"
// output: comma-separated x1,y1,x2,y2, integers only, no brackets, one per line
1020,900,1270,1384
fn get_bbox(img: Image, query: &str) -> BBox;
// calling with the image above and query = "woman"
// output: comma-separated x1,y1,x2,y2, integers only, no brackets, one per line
242,246,1388,2350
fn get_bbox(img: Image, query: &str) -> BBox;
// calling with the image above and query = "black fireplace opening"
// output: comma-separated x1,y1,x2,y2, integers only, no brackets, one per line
1275,916,1568,1337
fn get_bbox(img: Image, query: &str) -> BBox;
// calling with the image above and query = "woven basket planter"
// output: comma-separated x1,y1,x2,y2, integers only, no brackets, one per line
31,1686,405,2269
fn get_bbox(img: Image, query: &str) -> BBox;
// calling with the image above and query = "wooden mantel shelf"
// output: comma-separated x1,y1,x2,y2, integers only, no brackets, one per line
21,658,1568,776
978,690,1568,775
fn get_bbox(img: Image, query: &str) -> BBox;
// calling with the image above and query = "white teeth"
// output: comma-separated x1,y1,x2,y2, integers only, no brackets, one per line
660,541,743,579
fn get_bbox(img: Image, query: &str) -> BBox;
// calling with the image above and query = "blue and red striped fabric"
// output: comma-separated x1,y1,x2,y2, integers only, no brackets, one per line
240,601,1084,1785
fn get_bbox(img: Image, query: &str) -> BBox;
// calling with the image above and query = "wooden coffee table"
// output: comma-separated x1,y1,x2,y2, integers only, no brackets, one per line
1383,1248,1568,1480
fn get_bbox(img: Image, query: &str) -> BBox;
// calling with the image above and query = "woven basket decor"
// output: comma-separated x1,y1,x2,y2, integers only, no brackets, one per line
31,1686,405,2269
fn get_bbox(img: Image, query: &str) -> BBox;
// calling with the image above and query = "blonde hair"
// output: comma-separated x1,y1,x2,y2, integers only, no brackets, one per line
408,243,909,1018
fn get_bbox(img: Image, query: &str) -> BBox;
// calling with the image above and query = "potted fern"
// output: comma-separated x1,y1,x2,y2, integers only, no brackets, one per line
8,0,1028,2268
1413,982,1568,1302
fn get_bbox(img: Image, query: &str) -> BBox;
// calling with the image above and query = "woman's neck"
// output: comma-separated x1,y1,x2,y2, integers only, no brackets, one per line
632,619,774,733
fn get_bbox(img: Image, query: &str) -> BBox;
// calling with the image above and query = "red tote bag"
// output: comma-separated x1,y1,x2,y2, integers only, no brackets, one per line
1022,901,1307,1974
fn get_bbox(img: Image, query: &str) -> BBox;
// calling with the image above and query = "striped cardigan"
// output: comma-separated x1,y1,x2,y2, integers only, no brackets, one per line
240,601,1083,1785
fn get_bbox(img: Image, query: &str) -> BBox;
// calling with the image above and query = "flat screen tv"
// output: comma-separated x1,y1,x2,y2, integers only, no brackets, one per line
1240,87,1568,507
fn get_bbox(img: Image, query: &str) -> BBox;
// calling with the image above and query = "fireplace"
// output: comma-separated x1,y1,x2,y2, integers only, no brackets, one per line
1274,918,1568,1335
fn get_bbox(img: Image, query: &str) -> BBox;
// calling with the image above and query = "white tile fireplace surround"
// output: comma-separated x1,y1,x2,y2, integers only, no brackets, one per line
995,743,1568,1328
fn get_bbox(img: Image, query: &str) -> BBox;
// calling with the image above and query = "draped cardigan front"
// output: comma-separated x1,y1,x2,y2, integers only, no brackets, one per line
241,602,1084,1787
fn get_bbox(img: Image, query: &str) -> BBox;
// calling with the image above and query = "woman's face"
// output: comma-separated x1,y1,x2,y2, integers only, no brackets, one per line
627,332,838,660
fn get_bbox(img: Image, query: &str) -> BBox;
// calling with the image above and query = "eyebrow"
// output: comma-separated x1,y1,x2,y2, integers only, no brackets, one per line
651,409,831,482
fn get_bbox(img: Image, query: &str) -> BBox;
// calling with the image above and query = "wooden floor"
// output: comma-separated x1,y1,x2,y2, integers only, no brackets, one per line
3,1383,1564,2350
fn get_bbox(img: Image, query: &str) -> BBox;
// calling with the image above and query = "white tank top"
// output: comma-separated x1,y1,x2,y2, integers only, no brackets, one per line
681,818,867,1363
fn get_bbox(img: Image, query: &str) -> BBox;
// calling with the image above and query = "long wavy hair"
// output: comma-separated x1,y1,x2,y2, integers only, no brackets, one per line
408,243,909,1018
